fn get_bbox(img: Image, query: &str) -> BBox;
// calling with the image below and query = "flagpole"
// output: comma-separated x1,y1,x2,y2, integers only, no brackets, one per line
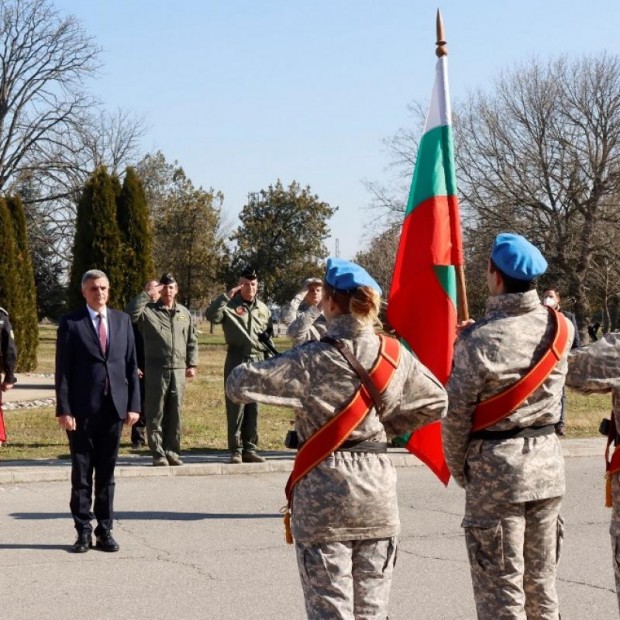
436,10,469,322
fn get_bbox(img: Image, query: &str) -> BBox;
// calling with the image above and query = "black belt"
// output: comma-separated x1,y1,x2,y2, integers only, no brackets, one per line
469,424,555,441
336,440,388,453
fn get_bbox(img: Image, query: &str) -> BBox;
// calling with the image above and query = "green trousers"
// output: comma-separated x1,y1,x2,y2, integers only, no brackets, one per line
224,354,259,453
144,367,186,458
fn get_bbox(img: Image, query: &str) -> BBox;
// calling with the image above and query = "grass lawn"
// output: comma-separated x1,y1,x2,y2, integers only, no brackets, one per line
1,323,295,461
0,324,612,461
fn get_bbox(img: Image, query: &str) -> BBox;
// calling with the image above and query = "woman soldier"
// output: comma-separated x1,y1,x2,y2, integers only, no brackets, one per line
226,258,447,619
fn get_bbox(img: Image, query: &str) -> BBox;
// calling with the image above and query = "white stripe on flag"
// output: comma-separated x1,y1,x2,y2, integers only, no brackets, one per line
423,56,452,133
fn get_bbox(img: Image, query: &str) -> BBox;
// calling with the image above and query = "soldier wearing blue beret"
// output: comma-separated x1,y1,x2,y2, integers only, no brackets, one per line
226,258,447,618
443,232,574,618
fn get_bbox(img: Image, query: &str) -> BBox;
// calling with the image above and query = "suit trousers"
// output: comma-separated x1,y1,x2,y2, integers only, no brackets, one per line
67,395,123,536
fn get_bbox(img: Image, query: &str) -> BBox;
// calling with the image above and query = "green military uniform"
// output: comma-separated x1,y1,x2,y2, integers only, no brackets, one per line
205,291,272,455
126,291,198,460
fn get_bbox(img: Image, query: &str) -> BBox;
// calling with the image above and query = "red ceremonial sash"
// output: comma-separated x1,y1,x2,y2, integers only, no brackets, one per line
284,335,401,503
470,307,570,433
0,402,5,443
608,445,620,476
606,432,620,507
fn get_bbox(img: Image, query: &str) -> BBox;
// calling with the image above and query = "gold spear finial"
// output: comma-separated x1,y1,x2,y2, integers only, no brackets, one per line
436,9,447,58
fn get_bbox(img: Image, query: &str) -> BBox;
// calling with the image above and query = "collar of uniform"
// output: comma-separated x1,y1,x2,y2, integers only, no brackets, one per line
485,289,541,315
156,301,178,313
325,313,375,339
236,296,257,310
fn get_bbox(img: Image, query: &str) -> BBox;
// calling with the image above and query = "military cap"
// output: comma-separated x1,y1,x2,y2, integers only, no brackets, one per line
159,273,177,285
324,258,382,295
240,267,258,280
491,233,547,281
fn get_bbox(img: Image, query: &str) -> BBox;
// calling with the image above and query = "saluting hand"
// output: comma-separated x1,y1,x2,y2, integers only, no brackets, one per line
227,284,243,298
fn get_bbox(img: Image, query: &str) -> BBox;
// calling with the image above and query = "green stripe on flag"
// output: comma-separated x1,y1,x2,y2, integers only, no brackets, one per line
405,124,457,216
433,265,457,306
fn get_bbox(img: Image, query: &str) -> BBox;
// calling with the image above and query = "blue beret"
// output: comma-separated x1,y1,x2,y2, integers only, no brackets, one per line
324,258,382,295
491,233,547,281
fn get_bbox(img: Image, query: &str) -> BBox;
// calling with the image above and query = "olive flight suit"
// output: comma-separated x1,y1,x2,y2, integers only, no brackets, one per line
206,292,272,455
126,292,198,460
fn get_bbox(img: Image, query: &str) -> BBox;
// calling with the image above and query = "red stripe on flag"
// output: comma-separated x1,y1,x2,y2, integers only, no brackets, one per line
405,421,450,485
388,194,459,486
387,195,458,385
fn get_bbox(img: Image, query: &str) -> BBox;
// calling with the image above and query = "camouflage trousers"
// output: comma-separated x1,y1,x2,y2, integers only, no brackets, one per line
294,537,397,619
463,494,563,620
610,473,620,613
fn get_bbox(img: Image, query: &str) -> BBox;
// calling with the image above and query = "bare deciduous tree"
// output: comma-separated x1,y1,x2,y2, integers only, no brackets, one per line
0,0,100,190
369,54,620,336
456,54,620,335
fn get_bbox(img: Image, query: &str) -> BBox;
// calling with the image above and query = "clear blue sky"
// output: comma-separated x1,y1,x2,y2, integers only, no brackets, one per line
54,0,620,259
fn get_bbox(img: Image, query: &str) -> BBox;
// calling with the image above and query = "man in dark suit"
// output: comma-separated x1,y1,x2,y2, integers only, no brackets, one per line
56,269,140,553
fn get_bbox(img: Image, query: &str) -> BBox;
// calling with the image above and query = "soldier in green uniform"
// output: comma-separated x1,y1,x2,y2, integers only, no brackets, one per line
126,274,198,466
206,267,272,463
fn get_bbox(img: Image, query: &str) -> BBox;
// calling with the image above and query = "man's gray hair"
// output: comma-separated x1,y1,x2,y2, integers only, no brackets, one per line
81,269,108,287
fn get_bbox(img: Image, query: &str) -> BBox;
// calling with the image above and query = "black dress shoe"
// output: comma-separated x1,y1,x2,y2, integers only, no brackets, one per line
71,533,92,553
95,532,120,552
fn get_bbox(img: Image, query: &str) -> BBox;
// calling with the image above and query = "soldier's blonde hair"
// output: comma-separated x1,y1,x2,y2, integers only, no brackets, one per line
324,283,381,325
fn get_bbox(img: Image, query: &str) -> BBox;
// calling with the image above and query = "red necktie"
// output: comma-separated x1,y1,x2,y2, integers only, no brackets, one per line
98,313,107,353
98,313,109,395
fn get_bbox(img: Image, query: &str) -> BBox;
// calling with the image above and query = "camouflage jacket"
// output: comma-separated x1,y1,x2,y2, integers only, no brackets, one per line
282,295,327,346
442,290,573,501
566,331,620,427
206,293,272,360
226,314,447,543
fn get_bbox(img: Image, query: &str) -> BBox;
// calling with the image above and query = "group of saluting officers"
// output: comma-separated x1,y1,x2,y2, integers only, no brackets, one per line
2,230,616,618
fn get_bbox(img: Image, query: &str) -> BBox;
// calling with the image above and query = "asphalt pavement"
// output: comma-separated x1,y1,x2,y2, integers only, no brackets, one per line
0,456,616,620
0,374,617,619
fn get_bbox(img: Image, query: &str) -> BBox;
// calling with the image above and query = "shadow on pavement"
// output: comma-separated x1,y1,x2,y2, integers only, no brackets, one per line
9,510,282,521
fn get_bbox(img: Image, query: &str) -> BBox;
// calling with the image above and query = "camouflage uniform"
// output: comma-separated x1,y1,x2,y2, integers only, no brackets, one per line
565,332,620,612
206,292,272,454
126,292,198,460
442,290,574,620
226,314,447,618
281,293,327,345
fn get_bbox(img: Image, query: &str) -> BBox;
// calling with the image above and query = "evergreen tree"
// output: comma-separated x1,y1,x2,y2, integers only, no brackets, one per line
16,177,67,321
0,198,20,352
116,167,154,308
6,195,38,370
68,167,124,309
231,180,336,305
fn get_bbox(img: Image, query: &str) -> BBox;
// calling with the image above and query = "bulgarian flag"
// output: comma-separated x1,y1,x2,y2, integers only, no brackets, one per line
387,47,463,485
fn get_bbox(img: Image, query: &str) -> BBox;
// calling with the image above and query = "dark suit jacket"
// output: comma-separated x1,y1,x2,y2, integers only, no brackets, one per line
55,307,141,419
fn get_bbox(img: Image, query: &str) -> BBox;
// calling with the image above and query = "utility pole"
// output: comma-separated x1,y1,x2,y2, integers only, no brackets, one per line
335,238,340,258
